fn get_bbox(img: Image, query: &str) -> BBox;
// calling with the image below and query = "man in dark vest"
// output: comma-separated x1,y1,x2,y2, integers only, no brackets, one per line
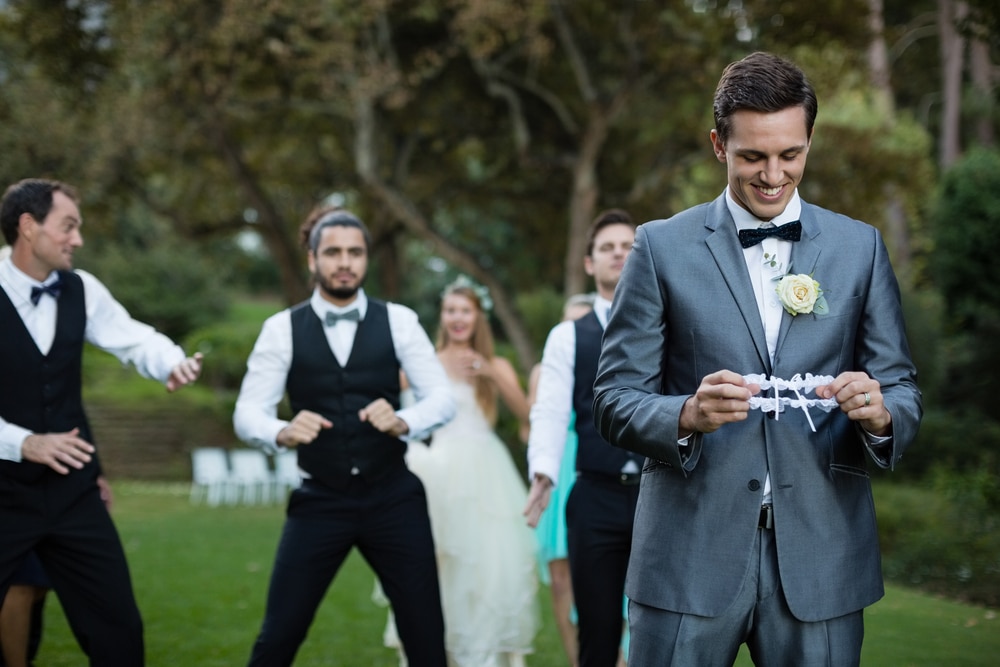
0,178,204,667
234,205,456,667
524,209,639,667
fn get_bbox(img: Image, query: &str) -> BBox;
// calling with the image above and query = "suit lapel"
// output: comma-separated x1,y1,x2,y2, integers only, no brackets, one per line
774,205,824,356
703,197,772,374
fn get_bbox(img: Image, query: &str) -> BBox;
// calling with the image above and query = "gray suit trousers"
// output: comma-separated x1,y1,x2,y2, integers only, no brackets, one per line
627,525,864,667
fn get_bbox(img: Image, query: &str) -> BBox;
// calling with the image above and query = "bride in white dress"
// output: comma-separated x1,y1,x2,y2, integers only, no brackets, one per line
385,276,540,667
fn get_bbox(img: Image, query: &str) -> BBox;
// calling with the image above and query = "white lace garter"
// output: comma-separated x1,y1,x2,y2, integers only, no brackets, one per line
743,373,838,432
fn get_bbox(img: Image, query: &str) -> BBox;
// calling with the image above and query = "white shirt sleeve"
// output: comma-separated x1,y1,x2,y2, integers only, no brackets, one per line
387,303,455,441
527,320,576,485
232,310,294,455
80,270,187,382
0,423,32,463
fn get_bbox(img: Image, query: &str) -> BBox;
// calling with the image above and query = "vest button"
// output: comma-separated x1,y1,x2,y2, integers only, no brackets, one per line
350,466,360,476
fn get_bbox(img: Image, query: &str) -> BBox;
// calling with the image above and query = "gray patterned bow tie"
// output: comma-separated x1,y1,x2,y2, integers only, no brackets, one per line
324,309,361,326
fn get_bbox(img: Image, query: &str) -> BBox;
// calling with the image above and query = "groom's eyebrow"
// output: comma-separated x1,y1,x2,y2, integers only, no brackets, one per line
735,144,807,159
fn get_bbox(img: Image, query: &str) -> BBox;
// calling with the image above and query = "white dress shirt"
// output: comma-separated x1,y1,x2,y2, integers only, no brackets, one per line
232,288,455,456
0,257,187,462
526,295,612,486
727,187,802,503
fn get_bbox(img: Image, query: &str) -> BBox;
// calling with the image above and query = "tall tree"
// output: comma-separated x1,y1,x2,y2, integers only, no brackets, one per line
938,0,967,168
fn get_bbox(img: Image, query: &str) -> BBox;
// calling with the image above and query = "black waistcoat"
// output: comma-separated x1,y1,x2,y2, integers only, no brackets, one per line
573,310,642,475
0,270,98,484
288,299,403,489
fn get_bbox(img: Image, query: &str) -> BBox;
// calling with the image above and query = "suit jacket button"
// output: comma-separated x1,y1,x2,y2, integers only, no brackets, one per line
748,479,761,492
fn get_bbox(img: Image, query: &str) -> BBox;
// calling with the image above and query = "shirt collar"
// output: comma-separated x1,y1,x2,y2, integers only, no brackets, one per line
0,256,60,305
593,294,613,328
311,287,368,321
724,187,802,232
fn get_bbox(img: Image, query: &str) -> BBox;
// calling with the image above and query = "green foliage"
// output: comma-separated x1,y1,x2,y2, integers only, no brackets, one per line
929,148,1000,329
0,0,115,94
184,298,283,392
806,91,935,254
81,343,218,409
887,408,1000,481
78,239,232,343
927,149,1000,414
515,285,569,352
876,471,1000,607
900,287,944,407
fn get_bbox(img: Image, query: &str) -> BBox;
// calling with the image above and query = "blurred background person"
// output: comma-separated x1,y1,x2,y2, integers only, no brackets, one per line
525,293,594,667
388,275,539,667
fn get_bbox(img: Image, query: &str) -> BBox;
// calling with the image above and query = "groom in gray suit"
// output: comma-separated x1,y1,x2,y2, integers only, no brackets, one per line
593,52,922,666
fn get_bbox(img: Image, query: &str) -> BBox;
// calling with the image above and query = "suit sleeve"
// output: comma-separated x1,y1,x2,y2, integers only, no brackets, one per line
594,224,701,473
855,229,922,468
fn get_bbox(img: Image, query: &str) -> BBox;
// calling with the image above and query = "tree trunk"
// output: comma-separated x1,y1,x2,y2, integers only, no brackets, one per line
867,0,895,115
970,39,995,147
868,0,912,285
937,0,967,168
563,111,608,297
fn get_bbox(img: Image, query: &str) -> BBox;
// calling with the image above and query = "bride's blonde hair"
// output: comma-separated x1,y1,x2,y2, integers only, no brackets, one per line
436,280,498,424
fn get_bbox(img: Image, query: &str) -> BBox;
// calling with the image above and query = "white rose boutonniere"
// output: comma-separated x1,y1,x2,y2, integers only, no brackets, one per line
775,273,829,316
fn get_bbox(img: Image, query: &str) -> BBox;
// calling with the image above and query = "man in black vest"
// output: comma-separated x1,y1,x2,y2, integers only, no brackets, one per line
524,209,639,667
234,205,455,667
0,178,204,667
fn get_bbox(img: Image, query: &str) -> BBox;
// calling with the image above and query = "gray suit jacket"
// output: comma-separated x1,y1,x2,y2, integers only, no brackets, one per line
594,194,921,622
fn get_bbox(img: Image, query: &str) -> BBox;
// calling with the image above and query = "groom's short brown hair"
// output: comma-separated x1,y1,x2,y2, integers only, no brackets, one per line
713,51,818,146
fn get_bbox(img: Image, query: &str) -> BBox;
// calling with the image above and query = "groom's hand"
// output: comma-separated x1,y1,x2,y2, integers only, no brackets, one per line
816,372,892,436
679,370,760,437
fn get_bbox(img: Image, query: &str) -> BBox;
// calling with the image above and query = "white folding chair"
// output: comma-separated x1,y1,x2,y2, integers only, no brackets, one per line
190,447,230,507
227,449,274,505
273,450,302,498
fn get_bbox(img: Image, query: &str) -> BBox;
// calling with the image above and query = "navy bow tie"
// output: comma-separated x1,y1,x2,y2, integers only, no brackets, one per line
737,221,802,248
324,309,361,326
30,279,63,306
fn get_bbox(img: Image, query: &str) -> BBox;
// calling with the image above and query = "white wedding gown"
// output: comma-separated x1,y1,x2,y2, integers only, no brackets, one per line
384,380,539,667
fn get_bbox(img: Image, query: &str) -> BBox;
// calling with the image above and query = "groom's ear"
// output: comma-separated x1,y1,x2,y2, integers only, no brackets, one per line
710,129,726,163
583,255,595,277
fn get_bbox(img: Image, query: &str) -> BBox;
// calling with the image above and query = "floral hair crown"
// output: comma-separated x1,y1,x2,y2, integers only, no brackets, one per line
442,274,493,313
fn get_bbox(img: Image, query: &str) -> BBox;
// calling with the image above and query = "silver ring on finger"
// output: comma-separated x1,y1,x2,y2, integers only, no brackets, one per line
863,391,871,407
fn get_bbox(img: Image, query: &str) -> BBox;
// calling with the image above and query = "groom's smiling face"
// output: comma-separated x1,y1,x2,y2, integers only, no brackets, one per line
309,225,368,306
711,105,812,222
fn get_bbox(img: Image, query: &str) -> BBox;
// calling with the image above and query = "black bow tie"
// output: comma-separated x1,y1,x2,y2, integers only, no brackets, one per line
324,309,361,326
30,279,63,306
737,220,802,248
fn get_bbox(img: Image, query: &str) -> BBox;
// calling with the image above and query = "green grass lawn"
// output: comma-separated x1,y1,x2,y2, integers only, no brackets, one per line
33,482,1000,666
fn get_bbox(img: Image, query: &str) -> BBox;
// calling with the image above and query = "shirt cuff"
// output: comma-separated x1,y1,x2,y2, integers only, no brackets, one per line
0,425,32,463
860,427,893,469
